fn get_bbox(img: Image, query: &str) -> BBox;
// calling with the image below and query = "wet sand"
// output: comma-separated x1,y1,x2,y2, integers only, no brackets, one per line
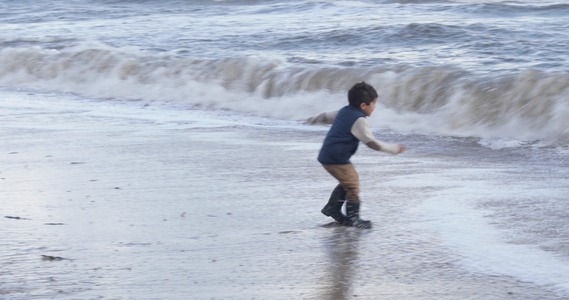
1,102,564,299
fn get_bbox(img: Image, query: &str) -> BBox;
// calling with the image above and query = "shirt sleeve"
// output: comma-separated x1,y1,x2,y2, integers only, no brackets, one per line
306,110,338,124
350,117,401,154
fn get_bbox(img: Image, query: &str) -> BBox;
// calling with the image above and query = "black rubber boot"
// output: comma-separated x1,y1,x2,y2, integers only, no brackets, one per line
321,185,347,223
343,201,372,229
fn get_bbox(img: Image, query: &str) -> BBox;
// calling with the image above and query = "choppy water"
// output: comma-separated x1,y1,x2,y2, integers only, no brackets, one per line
2,0,569,144
2,0,569,298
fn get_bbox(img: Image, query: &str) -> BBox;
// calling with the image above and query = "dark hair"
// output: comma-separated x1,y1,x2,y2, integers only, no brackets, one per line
348,81,378,107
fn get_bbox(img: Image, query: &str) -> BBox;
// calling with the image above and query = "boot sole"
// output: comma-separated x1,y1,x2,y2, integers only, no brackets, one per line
342,221,372,229
321,207,346,223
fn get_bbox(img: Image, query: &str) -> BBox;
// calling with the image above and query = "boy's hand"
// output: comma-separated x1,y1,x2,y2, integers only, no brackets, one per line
397,144,405,154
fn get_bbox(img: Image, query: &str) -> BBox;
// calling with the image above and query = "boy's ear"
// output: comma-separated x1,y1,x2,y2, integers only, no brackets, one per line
360,102,367,110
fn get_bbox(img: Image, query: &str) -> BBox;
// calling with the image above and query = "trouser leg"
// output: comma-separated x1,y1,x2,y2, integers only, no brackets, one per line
322,164,359,202
322,164,371,228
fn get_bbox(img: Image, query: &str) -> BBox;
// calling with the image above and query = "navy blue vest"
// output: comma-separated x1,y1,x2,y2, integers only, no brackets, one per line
318,105,366,165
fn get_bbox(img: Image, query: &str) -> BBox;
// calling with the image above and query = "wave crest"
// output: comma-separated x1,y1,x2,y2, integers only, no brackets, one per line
1,45,569,144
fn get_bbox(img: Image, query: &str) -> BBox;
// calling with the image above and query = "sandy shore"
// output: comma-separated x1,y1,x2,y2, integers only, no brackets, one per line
1,97,564,299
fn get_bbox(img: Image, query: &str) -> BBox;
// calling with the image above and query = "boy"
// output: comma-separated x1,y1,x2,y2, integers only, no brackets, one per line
317,82,404,229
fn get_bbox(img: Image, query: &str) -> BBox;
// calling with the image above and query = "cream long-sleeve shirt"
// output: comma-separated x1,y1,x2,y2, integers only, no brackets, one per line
308,110,401,154
351,117,401,154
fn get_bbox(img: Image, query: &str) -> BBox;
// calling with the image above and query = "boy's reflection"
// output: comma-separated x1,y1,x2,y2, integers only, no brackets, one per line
319,226,363,300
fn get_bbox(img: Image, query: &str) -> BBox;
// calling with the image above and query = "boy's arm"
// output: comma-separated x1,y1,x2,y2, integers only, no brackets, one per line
306,110,338,124
351,118,404,154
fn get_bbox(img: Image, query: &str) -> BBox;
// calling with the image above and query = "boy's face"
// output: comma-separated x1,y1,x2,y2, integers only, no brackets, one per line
360,98,377,117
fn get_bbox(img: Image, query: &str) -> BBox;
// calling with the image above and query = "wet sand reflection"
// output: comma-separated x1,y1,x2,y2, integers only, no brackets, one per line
320,225,364,300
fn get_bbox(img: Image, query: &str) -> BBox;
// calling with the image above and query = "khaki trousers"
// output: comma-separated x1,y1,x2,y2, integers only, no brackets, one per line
322,163,360,202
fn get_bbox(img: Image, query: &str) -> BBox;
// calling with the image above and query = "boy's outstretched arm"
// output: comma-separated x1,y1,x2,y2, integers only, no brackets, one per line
351,118,404,154
306,110,338,124
365,140,405,154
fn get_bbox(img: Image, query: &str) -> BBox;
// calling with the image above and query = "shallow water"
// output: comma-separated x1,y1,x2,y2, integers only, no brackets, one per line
1,91,568,299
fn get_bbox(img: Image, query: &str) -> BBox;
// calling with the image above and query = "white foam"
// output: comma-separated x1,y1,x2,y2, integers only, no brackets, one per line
417,177,569,297
477,138,527,149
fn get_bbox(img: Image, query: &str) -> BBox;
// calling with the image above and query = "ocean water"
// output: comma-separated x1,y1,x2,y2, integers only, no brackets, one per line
2,0,569,144
2,0,569,298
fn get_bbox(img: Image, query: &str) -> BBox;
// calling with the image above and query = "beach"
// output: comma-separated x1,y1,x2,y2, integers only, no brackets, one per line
1,91,565,299
3,0,569,298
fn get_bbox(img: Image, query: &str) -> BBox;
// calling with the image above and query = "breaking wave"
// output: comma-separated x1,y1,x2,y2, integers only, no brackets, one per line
1,44,569,145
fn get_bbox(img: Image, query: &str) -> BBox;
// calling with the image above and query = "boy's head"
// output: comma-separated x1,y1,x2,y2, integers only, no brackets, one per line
348,81,378,108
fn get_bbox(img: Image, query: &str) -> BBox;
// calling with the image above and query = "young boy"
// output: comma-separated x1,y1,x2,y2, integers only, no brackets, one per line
317,82,404,229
